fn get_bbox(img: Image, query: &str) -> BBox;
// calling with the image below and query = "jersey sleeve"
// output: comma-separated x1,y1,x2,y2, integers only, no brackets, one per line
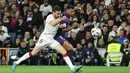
46,15,54,23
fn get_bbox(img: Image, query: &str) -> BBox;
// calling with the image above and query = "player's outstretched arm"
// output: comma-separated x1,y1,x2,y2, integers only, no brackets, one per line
62,23,77,32
50,16,67,26
62,26,74,32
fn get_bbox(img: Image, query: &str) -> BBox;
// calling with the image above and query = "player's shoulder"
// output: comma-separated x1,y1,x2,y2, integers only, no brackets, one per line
47,14,53,17
61,11,67,16
47,14,54,19
46,14,53,20
61,13,65,17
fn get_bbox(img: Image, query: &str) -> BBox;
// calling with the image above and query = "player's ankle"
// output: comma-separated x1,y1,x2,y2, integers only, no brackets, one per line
15,61,18,64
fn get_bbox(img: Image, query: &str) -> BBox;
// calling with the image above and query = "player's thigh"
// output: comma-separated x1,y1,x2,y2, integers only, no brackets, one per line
55,36,65,45
55,36,73,50
63,40,73,50
50,40,67,55
34,38,49,55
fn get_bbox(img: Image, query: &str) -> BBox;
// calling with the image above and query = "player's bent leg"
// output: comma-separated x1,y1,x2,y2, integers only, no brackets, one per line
54,44,82,73
12,46,41,71
63,41,75,64
54,36,75,51
54,44,75,69
63,41,75,51
54,44,67,55
16,46,41,64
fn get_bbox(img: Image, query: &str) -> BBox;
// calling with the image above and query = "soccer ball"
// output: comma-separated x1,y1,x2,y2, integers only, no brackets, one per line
91,27,102,37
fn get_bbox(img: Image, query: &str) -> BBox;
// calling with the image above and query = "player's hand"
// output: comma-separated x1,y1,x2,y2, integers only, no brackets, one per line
59,24,66,28
61,16,67,21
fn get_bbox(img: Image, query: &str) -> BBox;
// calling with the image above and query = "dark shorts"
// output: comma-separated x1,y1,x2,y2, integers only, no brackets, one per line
54,35,65,45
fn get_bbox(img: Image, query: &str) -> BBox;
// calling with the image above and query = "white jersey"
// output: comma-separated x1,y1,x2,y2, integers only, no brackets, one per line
36,14,60,49
41,14,59,39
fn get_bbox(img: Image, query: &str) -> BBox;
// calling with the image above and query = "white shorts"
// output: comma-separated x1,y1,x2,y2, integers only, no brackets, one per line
36,37,60,49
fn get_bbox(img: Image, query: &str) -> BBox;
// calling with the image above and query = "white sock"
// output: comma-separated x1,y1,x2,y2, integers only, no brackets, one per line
63,56,75,70
16,52,30,64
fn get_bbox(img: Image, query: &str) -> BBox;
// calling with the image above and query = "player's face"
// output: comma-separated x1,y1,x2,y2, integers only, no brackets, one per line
54,11,61,18
67,9,75,17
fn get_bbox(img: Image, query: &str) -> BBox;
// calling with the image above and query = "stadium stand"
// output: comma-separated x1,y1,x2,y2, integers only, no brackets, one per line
0,0,130,66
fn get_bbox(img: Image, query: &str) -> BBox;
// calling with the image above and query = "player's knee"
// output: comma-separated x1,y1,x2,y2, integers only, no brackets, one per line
63,53,68,57
63,42,73,50
67,46,73,51
63,41,72,48
61,50,67,56
55,45,67,55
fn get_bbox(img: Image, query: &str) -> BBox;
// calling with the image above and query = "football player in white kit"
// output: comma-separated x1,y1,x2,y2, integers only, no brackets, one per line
12,6,82,73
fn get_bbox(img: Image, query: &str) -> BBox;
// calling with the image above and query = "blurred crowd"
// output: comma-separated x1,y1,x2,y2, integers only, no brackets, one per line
0,0,130,66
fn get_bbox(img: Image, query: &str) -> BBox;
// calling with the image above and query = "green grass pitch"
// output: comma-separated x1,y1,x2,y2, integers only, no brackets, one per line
0,66,130,73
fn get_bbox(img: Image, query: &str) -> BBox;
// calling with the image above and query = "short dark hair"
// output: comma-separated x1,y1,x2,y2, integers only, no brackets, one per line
66,5,74,9
53,6,61,12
